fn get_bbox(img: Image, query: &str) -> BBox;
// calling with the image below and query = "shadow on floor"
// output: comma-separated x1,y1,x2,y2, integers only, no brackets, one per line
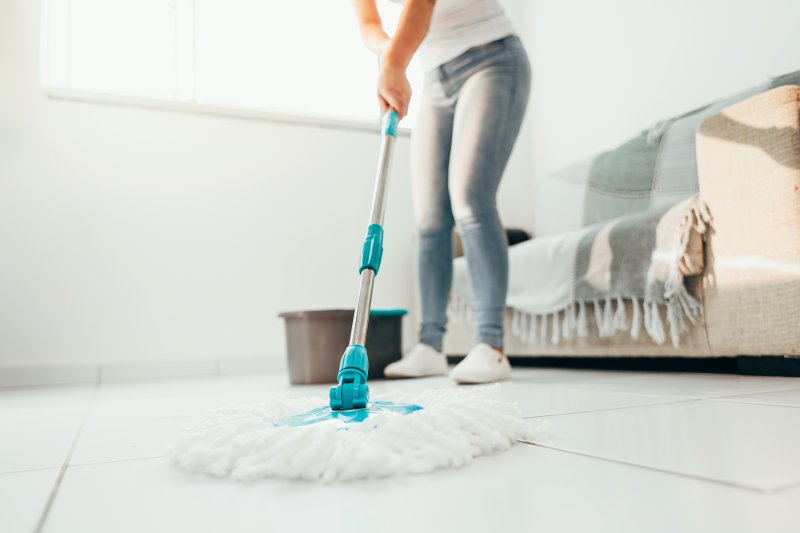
446,355,800,377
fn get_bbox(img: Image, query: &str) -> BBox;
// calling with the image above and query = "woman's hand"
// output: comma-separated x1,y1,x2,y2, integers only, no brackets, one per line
378,63,411,119
352,0,435,119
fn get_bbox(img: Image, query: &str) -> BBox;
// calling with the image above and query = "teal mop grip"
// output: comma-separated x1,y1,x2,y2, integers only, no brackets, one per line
359,224,384,275
384,111,399,137
329,344,370,410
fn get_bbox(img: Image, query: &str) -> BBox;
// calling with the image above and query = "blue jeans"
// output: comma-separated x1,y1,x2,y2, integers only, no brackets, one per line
412,35,531,351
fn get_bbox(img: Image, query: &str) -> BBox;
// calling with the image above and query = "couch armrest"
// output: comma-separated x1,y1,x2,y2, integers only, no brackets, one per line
696,85,800,355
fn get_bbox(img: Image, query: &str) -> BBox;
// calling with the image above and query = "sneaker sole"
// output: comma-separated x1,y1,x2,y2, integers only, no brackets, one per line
384,369,448,379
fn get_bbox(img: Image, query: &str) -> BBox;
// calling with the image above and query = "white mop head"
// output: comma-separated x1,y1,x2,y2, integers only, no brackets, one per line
166,384,530,482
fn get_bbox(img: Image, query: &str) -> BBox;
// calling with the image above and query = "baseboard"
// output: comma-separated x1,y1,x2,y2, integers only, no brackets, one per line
736,356,800,377
98,360,218,383
0,356,287,389
7,354,795,388
0,365,100,388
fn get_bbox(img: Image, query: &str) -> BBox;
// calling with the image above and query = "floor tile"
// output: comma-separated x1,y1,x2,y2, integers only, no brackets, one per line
510,383,679,417
377,369,731,417
507,366,634,386
374,367,630,392
370,367,647,408
0,468,60,533
522,400,800,491
712,387,800,408
0,386,93,473
501,371,682,416
559,372,800,399
43,445,798,533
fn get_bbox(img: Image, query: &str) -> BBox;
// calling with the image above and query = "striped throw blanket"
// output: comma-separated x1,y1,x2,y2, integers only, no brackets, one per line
450,70,800,348
451,196,711,348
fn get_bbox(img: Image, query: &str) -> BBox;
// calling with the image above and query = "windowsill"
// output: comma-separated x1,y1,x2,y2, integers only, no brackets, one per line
45,87,412,136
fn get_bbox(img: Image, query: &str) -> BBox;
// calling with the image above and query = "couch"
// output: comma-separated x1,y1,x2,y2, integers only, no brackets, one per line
444,84,800,358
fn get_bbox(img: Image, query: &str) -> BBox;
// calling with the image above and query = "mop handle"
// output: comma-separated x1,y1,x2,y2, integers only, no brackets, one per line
349,110,399,346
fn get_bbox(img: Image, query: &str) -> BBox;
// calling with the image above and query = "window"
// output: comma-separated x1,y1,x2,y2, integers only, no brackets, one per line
41,0,424,129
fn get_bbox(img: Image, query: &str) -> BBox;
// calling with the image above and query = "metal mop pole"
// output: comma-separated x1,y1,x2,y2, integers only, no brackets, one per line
330,111,399,410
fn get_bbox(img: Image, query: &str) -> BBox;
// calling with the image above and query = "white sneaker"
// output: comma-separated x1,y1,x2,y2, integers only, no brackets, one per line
384,343,448,378
449,343,512,384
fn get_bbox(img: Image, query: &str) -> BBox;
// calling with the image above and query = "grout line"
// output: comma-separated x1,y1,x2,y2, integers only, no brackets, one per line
33,383,98,533
0,381,97,392
704,385,800,401
68,456,164,469
505,378,794,402
699,385,800,400
510,381,700,401
521,398,698,419
772,479,800,494
517,439,769,494
517,382,800,404
0,466,63,477
705,398,800,409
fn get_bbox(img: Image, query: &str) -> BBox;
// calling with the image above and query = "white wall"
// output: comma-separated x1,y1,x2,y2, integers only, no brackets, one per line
7,0,796,370
520,0,800,236
0,0,532,368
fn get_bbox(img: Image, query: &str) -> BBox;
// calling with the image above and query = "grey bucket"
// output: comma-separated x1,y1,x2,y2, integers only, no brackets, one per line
278,308,407,384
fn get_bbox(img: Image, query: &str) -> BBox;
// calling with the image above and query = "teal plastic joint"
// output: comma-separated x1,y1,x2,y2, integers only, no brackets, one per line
359,224,384,275
384,111,399,137
329,344,370,410
369,308,408,317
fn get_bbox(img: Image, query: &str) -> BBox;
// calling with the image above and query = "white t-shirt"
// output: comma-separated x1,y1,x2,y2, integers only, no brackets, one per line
388,0,515,72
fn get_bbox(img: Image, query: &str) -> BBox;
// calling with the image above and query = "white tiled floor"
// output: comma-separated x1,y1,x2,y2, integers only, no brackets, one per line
0,386,92,473
522,400,800,490
2,368,799,533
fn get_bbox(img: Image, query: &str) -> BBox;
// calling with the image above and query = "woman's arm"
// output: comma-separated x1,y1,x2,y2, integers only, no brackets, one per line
351,0,391,55
382,0,435,73
352,0,436,118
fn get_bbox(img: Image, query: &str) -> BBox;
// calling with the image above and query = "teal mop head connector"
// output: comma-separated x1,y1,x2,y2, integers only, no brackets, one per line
329,344,369,410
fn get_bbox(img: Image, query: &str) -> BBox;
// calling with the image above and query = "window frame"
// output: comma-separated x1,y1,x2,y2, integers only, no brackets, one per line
40,0,415,135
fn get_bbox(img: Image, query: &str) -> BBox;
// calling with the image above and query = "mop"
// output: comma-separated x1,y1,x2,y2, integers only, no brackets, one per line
166,112,531,482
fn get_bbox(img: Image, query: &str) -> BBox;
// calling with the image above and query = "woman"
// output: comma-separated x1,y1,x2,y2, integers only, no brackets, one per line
352,0,530,383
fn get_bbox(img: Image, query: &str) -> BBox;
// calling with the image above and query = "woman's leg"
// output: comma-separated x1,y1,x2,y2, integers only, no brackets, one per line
412,83,456,352
448,39,531,349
